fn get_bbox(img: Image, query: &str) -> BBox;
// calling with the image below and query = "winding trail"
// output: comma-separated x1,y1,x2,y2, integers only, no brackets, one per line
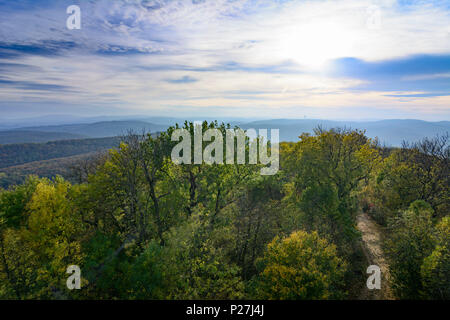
357,212,394,300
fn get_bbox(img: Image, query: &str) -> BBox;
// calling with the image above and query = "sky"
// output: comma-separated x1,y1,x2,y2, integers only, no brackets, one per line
0,0,449,121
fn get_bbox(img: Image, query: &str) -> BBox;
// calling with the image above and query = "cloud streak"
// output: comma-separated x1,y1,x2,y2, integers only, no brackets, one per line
0,0,449,120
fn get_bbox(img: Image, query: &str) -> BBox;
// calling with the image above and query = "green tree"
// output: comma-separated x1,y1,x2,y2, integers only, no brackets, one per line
374,134,449,221
164,210,244,299
254,230,347,300
284,128,380,253
0,177,85,299
387,200,436,299
0,176,39,228
420,216,450,299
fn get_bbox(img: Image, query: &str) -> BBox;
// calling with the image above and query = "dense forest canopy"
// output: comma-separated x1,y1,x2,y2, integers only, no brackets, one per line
0,122,448,299
0,137,120,169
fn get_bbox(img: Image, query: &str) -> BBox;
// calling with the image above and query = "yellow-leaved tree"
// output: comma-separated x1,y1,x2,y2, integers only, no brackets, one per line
0,177,86,299
255,230,347,300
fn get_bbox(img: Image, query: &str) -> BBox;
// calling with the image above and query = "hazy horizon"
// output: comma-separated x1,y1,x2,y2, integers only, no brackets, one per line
1,113,449,128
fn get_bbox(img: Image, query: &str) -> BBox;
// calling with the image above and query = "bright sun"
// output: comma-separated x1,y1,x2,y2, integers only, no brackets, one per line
280,20,354,70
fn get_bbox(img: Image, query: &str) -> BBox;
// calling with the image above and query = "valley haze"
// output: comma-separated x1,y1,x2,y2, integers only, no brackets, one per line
0,116,448,147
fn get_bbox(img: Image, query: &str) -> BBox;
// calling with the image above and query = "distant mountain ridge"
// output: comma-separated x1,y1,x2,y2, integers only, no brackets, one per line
240,119,449,146
9,120,167,137
0,118,448,147
0,130,87,144
0,121,168,144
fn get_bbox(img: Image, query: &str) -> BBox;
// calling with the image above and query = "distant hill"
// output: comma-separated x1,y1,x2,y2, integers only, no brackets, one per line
0,118,448,146
10,120,168,139
241,119,450,146
0,137,120,169
354,120,449,146
0,130,87,144
0,153,96,189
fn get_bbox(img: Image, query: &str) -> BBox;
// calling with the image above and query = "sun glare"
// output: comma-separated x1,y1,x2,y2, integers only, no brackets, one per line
280,20,354,71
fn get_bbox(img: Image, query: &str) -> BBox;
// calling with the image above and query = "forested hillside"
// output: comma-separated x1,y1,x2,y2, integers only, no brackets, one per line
0,153,104,189
0,130,87,144
0,137,120,169
9,120,168,139
0,122,448,300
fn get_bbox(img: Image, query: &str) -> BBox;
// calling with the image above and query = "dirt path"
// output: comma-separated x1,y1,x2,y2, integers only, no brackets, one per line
357,212,394,300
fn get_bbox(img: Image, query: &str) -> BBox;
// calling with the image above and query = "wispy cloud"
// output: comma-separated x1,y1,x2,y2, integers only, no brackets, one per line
0,0,449,120
0,78,74,91
166,75,198,84
384,93,450,98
